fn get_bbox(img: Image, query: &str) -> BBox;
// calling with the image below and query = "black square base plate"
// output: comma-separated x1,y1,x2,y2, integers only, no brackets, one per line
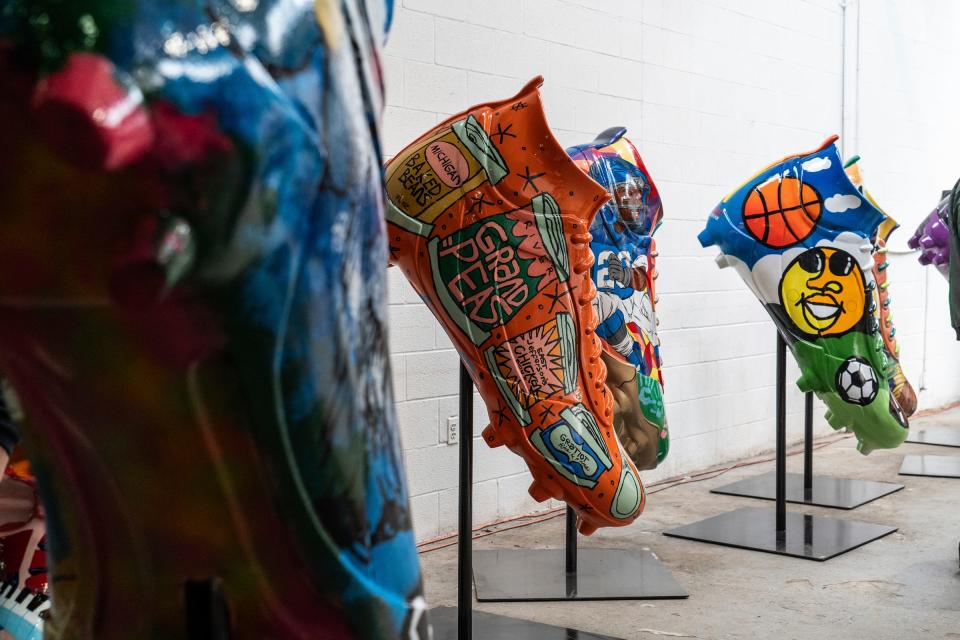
906,427,960,448
472,548,688,601
710,471,903,509
899,454,960,478
429,606,623,639
662,506,896,561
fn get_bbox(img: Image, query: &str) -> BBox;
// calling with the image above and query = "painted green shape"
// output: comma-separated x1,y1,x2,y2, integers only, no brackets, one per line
636,375,669,464
452,114,508,185
791,330,908,454
428,237,491,346
386,200,434,237
842,154,862,169
636,375,665,428
483,346,531,425
562,404,612,469
532,193,569,281
610,449,642,519
433,214,544,339
556,312,578,394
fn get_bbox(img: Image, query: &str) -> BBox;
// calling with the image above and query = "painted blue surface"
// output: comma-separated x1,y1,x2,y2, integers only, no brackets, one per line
698,141,884,267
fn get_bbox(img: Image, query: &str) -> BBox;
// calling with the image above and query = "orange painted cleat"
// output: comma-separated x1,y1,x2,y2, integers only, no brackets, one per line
385,77,644,533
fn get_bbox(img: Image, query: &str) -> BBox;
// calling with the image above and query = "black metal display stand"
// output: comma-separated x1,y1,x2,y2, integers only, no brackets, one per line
430,364,624,640
899,454,960,479
471,407,687,599
473,508,688,601
711,389,903,509
906,427,960,448
662,334,898,561
899,419,960,478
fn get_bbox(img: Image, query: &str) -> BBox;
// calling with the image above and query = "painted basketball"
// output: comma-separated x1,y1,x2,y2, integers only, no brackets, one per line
742,176,821,247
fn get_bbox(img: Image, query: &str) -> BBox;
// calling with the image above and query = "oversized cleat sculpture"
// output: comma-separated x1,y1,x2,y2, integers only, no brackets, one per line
698,136,909,454
909,181,960,339
385,78,644,534
908,195,952,277
567,128,669,471
844,156,917,416
0,1,428,637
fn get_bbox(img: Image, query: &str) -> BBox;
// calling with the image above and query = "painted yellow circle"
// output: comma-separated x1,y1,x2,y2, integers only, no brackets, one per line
779,247,866,337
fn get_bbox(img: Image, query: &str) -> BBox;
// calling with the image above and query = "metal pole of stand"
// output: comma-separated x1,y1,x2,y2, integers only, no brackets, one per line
775,334,787,539
664,330,898,559
457,363,473,640
803,392,814,500
564,506,578,597
564,507,577,574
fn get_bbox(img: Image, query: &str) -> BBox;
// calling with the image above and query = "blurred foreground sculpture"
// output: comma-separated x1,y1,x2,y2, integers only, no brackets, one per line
698,136,909,454
0,463,47,640
0,1,428,637
385,77,645,534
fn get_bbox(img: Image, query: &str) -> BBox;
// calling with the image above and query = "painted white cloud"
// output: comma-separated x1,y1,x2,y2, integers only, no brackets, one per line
801,156,832,173
722,231,875,306
824,193,862,213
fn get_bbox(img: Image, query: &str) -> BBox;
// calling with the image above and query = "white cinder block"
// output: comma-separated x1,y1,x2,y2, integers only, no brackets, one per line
382,54,404,107
390,354,406,403
402,60,468,113
405,444,460,495
438,479,498,534
386,266,425,306
388,9,436,64
389,304,443,353
409,492,440,540
434,18,496,74
474,437,528,483
497,472,545,517
381,106,438,159
401,0,468,22
396,398,440,449
405,350,461,400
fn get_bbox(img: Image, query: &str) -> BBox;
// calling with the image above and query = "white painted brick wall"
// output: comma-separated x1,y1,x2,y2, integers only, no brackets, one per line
382,0,960,542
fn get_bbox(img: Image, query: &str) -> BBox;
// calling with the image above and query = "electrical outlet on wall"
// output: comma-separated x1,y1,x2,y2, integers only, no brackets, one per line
446,416,459,445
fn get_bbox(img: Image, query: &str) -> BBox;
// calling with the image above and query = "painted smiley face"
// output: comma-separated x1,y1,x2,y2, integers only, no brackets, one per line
779,247,866,337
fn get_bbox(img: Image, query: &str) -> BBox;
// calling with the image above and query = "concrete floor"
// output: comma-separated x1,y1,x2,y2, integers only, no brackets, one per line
420,407,960,639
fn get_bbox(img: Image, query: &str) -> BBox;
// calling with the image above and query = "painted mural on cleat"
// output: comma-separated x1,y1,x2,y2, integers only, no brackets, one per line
0,463,48,640
567,128,669,471
386,77,644,533
698,136,909,454
844,157,917,416
909,196,952,277
909,182,960,339
0,1,430,638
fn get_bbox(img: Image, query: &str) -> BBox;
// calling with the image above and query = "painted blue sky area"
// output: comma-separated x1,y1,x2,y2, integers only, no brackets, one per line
699,141,886,269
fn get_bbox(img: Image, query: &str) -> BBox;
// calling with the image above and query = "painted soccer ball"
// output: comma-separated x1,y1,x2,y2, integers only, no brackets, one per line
835,356,878,406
